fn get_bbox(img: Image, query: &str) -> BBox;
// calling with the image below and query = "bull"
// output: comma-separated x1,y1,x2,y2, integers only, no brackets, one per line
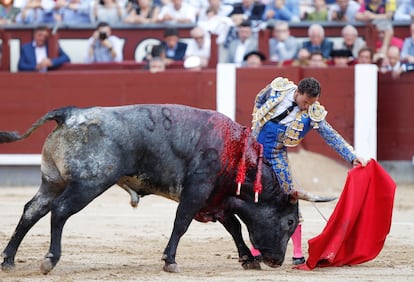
0,104,321,274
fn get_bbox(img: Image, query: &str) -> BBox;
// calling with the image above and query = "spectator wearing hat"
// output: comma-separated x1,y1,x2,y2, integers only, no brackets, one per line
243,50,266,67
329,48,353,67
226,19,258,66
160,27,187,65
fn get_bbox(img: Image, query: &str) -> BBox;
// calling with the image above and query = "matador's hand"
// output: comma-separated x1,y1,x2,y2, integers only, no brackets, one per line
353,157,368,167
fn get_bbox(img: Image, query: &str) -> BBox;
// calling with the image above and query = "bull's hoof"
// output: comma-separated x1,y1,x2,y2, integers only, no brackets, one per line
239,255,261,270
1,260,15,272
242,260,261,270
163,263,180,273
40,253,56,275
40,258,54,274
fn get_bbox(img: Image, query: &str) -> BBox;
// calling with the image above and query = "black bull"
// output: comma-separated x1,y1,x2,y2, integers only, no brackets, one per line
0,104,301,274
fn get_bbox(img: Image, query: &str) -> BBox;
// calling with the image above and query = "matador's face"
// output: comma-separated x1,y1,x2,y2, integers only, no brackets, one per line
294,91,318,111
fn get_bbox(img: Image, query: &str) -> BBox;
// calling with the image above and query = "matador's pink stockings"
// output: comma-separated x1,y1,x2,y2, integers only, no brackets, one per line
250,224,303,258
292,224,303,258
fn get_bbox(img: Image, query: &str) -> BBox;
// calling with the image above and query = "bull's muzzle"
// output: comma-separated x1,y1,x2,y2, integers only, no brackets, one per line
262,257,283,268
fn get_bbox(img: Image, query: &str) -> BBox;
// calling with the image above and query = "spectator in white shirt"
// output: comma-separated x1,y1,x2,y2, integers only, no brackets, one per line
157,0,196,24
184,26,211,68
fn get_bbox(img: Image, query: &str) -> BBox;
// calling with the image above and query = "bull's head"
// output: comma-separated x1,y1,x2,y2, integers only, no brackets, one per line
230,191,299,267
228,161,336,268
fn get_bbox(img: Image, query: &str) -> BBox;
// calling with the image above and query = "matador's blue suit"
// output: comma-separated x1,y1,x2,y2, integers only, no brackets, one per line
251,77,358,193
250,77,359,263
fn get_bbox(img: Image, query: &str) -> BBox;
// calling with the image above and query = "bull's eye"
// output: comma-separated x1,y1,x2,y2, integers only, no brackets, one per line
288,219,294,226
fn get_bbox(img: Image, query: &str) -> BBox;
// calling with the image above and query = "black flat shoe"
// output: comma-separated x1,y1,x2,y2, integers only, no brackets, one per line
292,256,305,265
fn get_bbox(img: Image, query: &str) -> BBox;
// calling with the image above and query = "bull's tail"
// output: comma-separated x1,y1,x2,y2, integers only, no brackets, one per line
0,106,74,144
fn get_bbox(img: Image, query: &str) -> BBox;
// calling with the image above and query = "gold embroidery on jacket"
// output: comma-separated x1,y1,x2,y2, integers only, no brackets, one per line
283,111,307,147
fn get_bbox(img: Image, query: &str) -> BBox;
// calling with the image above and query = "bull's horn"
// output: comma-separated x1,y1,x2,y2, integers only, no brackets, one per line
296,190,337,202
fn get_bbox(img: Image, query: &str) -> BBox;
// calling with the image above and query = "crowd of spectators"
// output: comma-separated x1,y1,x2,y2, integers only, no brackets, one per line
1,0,413,75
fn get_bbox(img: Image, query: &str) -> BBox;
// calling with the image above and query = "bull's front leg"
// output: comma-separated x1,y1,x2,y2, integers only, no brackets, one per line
162,183,212,273
161,209,193,273
219,214,261,270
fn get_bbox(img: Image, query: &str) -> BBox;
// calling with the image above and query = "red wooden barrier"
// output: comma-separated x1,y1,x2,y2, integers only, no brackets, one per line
0,67,413,162
0,29,10,71
378,72,414,160
0,70,216,153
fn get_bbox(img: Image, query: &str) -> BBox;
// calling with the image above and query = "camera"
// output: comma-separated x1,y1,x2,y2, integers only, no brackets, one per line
99,32,108,40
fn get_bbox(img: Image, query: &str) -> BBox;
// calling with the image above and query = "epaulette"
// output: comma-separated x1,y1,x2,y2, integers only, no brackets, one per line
308,102,327,128
270,77,297,92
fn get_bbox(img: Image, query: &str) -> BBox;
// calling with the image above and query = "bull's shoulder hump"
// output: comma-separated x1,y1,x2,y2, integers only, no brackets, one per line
104,104,221,120
64,104,238,129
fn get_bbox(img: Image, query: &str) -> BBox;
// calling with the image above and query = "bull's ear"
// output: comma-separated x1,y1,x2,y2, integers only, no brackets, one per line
289,191,298,204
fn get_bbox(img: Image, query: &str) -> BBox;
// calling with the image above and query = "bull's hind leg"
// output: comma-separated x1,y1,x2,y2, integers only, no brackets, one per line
1,180,62,271
40,182,110,274
219,215,261,270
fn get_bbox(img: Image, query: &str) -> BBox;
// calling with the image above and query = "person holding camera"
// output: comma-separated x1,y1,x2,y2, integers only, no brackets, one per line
84,21,123,63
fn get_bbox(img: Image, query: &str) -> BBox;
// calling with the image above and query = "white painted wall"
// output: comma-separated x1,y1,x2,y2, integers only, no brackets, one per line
354,64,378,161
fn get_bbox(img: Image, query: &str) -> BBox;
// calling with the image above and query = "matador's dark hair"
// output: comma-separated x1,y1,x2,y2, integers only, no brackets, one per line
297,77,321,98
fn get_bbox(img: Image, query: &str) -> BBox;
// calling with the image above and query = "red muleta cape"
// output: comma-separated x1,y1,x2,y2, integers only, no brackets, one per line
297,159,396,270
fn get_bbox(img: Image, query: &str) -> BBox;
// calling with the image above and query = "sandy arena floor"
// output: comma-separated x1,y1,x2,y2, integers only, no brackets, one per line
0,150,413,281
